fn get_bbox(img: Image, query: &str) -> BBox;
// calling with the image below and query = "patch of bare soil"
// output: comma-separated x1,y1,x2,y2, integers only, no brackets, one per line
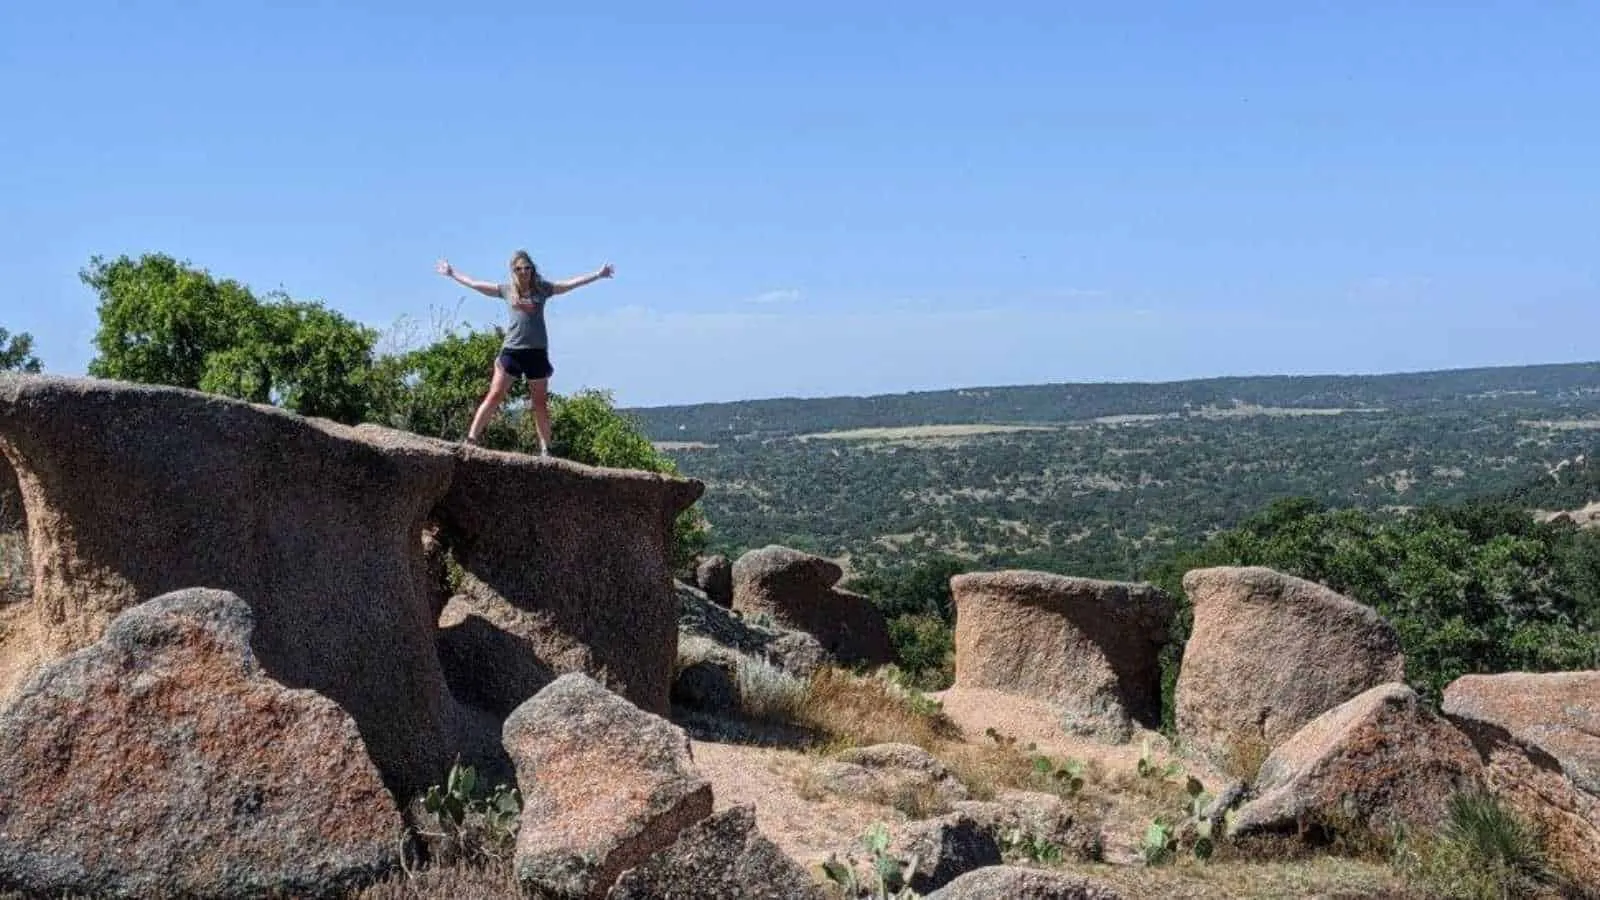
691,739,888,868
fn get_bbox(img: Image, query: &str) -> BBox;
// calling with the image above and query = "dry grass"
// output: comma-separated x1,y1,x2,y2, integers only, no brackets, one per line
674,634,721,673
1219,734,1273,783
350,858,523,899
791,761,955,820
1110,767,1196,812
790,667,961,751
1053,857,1419,899
736,656,808,722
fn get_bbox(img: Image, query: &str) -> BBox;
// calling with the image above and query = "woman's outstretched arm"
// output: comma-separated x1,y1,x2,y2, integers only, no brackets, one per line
435,259,502,298
548,263,615,296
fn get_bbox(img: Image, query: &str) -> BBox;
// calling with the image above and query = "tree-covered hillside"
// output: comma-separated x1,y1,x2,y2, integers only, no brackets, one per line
632,363,1600,442
632,365,1600,577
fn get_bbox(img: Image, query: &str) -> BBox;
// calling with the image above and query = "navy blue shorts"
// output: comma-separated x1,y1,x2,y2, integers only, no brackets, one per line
497,347,554,380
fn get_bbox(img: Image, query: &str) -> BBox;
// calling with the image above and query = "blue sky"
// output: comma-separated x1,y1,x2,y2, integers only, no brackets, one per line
3,2,1596,407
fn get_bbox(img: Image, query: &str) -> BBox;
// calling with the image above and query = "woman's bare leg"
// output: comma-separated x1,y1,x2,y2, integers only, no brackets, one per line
467,362,515,443
530,378,553,455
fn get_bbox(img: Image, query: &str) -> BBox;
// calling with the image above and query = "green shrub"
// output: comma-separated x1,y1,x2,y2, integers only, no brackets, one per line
1397,790,1552,900
886,615,954,690
415,761,522,865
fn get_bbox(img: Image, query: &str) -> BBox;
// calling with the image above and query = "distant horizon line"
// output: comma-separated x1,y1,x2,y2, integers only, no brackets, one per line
620,358,1600,411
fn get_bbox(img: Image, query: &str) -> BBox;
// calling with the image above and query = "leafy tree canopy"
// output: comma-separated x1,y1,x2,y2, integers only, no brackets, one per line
0,329,42,374
84,254,377,423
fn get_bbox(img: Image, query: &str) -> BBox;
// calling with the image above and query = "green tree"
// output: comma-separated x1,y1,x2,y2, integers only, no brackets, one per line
847,553,971,621
84,254,258,389
0,329,42,373
546,389,709,569
1148,496,1600,721
83,254,377,423
367,325,522,443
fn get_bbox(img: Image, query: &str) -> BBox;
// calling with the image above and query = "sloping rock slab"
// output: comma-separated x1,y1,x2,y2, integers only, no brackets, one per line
1231,683,1481,836
508,674,713,899
1444,671,1600,797
0,589,402,899
889,812,1002,894
732,545,892,667
1444,694,1600,888
606,805,822,900
926,865,1125,900
952,570,1174,739
1176,566,1405,771
677,580,828,679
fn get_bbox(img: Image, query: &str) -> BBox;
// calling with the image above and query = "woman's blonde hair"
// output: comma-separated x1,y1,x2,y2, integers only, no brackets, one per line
507,249,541,301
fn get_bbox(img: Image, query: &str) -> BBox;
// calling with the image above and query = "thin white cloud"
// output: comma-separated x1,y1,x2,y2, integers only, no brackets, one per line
744,288,802,305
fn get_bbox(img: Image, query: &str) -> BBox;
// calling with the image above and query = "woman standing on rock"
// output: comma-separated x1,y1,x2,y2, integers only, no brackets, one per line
435,251,614,454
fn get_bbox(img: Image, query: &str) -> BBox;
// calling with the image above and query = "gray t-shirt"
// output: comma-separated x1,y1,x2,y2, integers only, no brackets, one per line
498,280,555,350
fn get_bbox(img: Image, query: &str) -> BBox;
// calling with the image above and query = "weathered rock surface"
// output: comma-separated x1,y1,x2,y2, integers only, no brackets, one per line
671,659,738,713
435,595,557,718
437,447,699,717
812,743,970,809
925,866,1125,900
0,457,19,531
694,554,733,608
732,545,893,667
1176,566,1405,772
951,790,1105,862
952,571,1175,739
0,375,701,792
507,674,714,899
888,813,1003,894
1230,683,1482,836
606,805,822,900
678,580,828,679
0,589,402,899
1445,712,1600,890
1443,671,1600,797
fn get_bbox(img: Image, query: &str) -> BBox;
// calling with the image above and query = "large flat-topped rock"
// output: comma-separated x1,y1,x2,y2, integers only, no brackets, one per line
0,375,701,792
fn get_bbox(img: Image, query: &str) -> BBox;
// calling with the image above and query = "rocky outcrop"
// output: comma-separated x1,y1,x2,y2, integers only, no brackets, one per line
507,674,714,899
1443,672,1600,886
606,805,822,900
732,545,892,667
888,813,1003,894
1176,567,1405,773
925,866,1124,900
951,791,1105,862
0,457,19,532
1444,713,1600,889
0,589,402,899
677,580,827,680
951,571,1175,740
1443,671,1600,797
1229,683,1482,836
811,743,970,810
437,447,699,717
694,554,733,608
0,375,701,793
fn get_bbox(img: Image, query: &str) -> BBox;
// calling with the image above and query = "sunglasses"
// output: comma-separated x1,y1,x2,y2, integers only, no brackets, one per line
513,265,533,272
